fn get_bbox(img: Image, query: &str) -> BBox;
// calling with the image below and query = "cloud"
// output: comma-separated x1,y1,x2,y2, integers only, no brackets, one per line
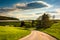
27,1,52,8
0,7,16,13
0,6,48,20
56,8,60,13
14,3,27,7
0,1,52,13
14,1,52,9
2,9,43,20
0,1,53,20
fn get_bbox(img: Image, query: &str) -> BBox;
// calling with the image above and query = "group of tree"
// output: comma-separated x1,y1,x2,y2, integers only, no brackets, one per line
20,20,35,28
20,13,54,29
36,13,53,29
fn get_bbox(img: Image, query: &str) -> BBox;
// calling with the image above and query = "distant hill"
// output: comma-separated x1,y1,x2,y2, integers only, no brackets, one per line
0,16,19,20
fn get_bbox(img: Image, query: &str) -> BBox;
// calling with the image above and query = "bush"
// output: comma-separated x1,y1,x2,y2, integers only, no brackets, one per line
25,22,32,28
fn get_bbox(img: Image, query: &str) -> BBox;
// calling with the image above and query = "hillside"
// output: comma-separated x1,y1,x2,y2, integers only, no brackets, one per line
0,16,19,20
0,26,30,40
39,22,60,40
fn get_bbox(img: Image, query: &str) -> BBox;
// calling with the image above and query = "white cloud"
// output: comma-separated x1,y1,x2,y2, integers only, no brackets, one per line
56,8,60,13
14,3,27,7
28,1,52,8
14,1,52,9
3,8,44,20
0,1,53,20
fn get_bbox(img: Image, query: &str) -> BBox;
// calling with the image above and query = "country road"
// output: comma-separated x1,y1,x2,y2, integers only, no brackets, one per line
19,30,57,40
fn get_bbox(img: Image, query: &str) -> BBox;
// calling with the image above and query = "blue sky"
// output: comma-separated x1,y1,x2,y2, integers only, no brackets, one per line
0,0,60,8
0,0,60,20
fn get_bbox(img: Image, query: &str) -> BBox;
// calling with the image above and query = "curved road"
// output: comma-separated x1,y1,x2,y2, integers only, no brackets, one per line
19,30,57,40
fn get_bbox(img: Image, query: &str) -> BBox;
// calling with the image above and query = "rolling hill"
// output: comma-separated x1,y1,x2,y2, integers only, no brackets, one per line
0,16,19,20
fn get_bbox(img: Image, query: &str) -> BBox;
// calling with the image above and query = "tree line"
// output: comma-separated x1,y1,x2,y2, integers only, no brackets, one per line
20,13,54,29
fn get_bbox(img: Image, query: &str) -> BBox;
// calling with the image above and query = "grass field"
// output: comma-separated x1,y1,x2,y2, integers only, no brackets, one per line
39,22,60,40
0,26,30,40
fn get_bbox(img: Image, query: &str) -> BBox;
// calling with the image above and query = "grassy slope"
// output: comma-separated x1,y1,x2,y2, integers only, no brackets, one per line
0,26,30,40
0,16,19,20
40,22,60,40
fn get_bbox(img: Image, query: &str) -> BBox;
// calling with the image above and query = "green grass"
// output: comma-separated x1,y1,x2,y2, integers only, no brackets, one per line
39,22,60,40
0,26,30,40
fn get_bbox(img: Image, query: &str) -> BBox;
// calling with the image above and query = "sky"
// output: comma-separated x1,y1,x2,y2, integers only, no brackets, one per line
0,0,60,20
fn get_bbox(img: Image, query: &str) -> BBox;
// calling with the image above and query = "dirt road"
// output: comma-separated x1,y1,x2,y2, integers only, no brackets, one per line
19,30,57,40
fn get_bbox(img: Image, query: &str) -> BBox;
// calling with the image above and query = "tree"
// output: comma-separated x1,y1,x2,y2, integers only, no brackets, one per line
36,13,52,29
41,13,51,28
20,21,25,27
32,20,34,27
53,15,55,20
